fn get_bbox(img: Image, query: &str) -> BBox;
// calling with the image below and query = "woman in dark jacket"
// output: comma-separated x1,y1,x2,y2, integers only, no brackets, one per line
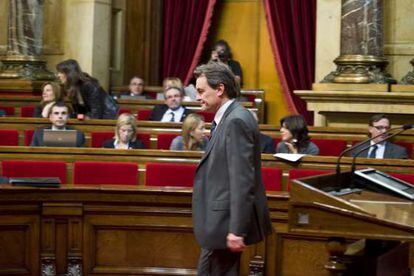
56,59,117,119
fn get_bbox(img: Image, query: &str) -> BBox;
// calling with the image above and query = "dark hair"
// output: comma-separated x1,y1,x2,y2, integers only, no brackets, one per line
194,62,240,99
369,114,390,126
48,101,71,117
213,39,232,59
56,59,98,100
280,115,310,151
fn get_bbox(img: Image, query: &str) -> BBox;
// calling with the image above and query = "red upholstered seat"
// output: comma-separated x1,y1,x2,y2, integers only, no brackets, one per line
196,111,215,123
73,161,138,185
0,106,15,116
145,162,197,187
136,109,152,121
118,108,132,115
24,129,35,146
261,167,282,191
20,106,36,117
157,133,179,149
389,173,414,186
288,168,332,190
0,129,19,145
312,139,347,156
90,131,150,148
272,138,282,149
2,160,67,183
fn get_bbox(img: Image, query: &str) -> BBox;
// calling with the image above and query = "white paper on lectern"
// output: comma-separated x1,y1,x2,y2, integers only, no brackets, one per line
273,153,306,162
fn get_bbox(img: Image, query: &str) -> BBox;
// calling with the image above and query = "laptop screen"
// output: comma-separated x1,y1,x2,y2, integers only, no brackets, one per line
43,129,77,147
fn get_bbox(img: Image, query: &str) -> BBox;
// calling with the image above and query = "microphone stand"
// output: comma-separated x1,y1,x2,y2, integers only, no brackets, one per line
335,124,411,175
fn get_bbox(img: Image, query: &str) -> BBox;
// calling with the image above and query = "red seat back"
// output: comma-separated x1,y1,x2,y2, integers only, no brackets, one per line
118,108,132,115
157,133,179,149
24,129,35,146
196,111,215,123
0,106,15,116
2,160,67,183
145,162,197,187
20,106,36,117
91,131,150,148
288,169,332,190
73,161,138,185
0,129,19,145
137,109,152,121
389,173,414,186
394,141,413,158
261,167,283,191
312,139,347,156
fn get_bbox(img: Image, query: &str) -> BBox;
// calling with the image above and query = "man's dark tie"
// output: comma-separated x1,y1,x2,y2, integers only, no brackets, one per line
169,112,175,122
210,120,217,137
368,145,378,158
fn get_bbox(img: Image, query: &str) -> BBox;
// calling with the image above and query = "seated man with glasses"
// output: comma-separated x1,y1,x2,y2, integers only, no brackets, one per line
120,76,152,99
148,86,193,122
352,114,408,159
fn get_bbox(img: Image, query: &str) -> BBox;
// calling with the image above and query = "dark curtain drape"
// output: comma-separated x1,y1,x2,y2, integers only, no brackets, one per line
163,0,217,85
263,0,316,124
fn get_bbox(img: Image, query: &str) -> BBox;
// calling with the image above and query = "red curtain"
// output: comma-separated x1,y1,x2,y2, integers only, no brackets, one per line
263,0,316,124
163,0,217,85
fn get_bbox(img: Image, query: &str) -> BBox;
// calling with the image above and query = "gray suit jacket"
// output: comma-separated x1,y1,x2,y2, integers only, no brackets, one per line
352,141,408,159
192,101,272,250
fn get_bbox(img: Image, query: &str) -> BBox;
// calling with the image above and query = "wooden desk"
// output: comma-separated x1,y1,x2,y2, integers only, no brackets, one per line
0,185,289,275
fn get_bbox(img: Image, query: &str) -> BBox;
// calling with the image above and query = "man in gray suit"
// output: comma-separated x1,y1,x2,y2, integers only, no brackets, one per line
352,114,408,159
192,62,272,275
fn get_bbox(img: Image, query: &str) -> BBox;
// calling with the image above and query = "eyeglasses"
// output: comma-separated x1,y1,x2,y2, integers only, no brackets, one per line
372,125,390,131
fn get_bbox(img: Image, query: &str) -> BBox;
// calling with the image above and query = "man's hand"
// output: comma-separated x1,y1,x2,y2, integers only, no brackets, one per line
227,233,246,252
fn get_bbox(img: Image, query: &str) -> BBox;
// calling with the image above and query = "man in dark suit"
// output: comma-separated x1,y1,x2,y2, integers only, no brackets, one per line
352,114,408,159
120,76,152,99
148,86,193,122
30,102,85,147
192,62,272,275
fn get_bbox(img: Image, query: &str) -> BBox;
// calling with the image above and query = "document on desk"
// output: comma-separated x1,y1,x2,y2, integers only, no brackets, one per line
273,153,306,162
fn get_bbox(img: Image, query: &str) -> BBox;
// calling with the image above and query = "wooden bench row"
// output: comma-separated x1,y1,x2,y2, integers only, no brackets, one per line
1,146,413,189
1,117,414,155
0,89,264,122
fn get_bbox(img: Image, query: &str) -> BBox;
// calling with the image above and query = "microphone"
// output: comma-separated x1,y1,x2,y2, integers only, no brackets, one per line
335,124,412,175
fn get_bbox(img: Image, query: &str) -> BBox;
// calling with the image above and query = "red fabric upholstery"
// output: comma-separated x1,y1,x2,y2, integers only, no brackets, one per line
0,106,15,116
288,168,332,190
196,111,215,123
145,162,197,187
0,129,19,145
157,133,180,149
137,109,152,121
20,106,36,117
118,108,132,115
312,139,347,156
91,132,113,147
272,138,282,149
2,160,67,183
24,129,35,146
389,173,414,186
73,161,138,185
261,167,282,191
91,131,151,149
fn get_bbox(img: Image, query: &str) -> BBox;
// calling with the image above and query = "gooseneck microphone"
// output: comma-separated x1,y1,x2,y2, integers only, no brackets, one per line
335,124,412,175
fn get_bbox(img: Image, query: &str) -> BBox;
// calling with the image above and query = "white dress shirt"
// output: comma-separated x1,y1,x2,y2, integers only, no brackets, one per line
161,106,185,122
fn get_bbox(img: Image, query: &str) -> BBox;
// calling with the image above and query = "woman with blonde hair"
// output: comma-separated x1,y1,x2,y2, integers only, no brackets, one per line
170,113,208,151
103,113,145,149
34,81,64,118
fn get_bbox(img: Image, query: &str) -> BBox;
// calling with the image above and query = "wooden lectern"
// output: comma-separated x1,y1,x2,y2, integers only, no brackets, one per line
289,171,414,275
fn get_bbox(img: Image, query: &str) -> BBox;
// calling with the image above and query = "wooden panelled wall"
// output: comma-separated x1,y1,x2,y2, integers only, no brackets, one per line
123,0,162,86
